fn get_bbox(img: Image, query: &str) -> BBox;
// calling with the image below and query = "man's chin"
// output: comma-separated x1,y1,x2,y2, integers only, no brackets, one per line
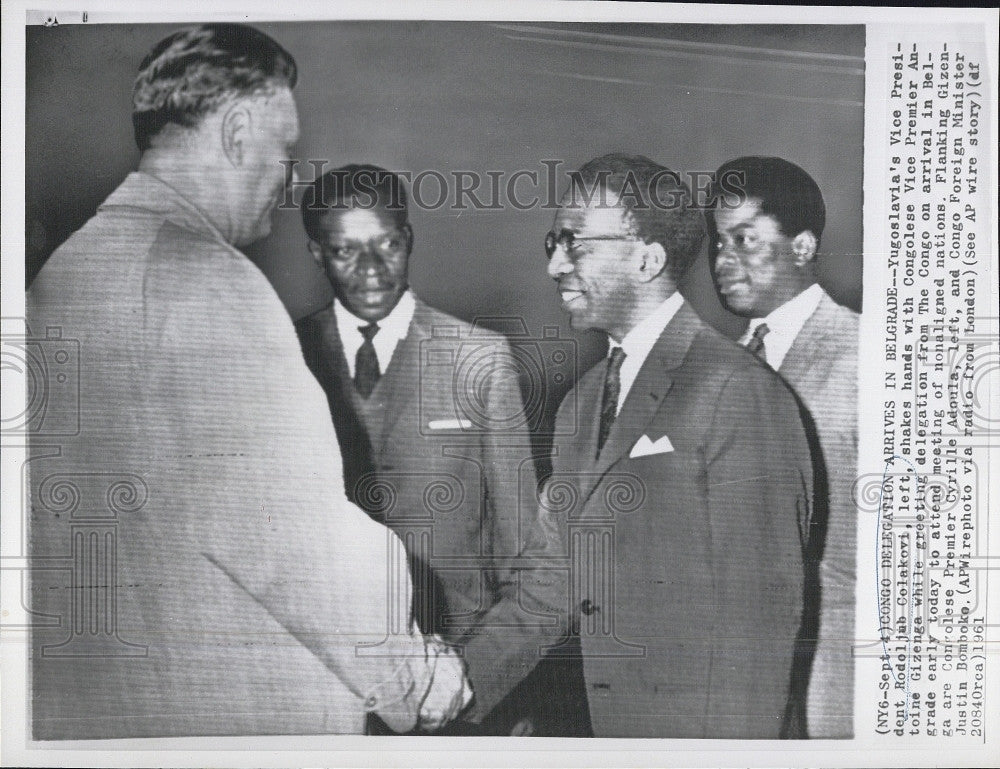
717,292,754,318
342,293,401,322
239,216,273,248
566,311,596,333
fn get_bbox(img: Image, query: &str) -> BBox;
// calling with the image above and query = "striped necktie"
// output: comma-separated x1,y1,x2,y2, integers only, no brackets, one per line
746,322,770,359
596,346,627,459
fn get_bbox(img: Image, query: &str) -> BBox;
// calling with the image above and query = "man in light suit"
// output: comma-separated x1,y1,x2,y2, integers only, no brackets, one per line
27,25,468,739
708,156,859,738
541,153,813,738
296,166,570,734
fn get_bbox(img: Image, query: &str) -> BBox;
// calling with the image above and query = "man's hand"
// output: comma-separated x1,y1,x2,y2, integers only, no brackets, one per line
417,636,473,732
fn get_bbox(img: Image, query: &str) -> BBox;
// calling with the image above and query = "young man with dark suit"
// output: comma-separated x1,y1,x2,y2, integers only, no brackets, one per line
708,156,859,738
541,153,814,738
296,166,571,734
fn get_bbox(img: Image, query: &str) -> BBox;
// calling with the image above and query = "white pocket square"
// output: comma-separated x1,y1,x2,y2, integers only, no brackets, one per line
427,418,473,430
629,434,674,458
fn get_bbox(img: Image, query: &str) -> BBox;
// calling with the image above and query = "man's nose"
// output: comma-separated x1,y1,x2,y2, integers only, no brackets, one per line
357,247,385,276
546,249,573,280
713,243,738,269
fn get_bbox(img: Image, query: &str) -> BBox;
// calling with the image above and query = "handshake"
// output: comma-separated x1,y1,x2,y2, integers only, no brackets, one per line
417,634,474,732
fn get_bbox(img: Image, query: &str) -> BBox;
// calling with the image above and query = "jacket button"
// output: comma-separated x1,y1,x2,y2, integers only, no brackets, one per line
581,599,599,616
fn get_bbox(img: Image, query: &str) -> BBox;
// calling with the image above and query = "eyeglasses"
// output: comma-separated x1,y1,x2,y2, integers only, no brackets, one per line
544,230,637,260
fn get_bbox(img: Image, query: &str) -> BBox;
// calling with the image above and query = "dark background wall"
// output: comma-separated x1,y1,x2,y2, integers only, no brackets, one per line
26,21,864,379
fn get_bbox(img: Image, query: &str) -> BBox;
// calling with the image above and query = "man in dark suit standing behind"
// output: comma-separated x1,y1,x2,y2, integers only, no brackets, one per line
295,166,573,733
707,156,859,738
540,153,814,738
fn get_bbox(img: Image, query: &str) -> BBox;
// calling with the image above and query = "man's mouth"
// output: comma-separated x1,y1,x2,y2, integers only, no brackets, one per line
353,287,395,303
559,288,585,305
716,276,748,295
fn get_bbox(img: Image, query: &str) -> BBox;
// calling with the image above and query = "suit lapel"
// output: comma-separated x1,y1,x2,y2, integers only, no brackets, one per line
296,304,377,504
553,364,603,476
579,301,702,503
303,304,357,406
780,291,837,384
373,303,427,453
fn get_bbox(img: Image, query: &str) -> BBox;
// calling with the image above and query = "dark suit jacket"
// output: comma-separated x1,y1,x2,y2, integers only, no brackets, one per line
779,290,859,738
542,301,813,738
296,299,550,722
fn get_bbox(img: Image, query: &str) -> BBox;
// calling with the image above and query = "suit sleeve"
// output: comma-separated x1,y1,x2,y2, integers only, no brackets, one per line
143,258,434,731
456,337,569,721
701,362,812,738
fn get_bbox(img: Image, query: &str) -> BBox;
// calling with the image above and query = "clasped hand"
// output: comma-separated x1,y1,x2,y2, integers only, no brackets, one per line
417,635,473,731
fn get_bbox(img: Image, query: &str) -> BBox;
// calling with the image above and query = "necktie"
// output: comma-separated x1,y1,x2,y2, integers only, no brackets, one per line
596,346,627,459
746,322,770,359
355,323,381,398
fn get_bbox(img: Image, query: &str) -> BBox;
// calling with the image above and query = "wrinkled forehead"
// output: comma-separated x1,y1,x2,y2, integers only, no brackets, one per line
311,207,404,242
552,198,629,237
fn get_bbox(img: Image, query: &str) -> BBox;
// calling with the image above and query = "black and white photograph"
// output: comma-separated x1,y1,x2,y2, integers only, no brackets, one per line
1,3,996,767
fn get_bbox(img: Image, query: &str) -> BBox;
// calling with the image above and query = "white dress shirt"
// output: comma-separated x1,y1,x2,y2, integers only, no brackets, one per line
335,290,416,377
738,282,825,370
609,290,685,413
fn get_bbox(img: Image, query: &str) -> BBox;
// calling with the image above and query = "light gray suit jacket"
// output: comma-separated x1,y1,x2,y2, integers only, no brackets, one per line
296,300,550,722
27,172,435,739
779,289,859,738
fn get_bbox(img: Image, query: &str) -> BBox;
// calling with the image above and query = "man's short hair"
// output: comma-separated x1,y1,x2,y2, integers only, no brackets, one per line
569,153,705,284
132,23,298,152
710,156,826,242
301,164,408,241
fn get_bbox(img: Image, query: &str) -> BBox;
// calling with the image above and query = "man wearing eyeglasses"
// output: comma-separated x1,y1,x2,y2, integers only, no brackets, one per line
295,165,559,734
539,153,814,738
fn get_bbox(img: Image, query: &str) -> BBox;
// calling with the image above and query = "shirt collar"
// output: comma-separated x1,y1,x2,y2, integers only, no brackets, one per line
743,282,825,342
612,290,686,363
334,289,415,344
100,171,231,247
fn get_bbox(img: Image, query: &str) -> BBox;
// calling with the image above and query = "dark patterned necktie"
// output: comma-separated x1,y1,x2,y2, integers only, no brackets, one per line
355,323,381,398
746,322,770,359
596,346,627,459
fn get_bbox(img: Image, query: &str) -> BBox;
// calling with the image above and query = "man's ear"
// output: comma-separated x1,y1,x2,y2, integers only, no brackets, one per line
221,102,252,168
402,222,414,254
307,240,322,263
637,241,668,283
791,230,818,266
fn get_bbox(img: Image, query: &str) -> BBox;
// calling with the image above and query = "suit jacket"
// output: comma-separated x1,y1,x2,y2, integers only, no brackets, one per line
542,301,813,738
296,300,548,722
779,290,859,738
27,172,435,739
